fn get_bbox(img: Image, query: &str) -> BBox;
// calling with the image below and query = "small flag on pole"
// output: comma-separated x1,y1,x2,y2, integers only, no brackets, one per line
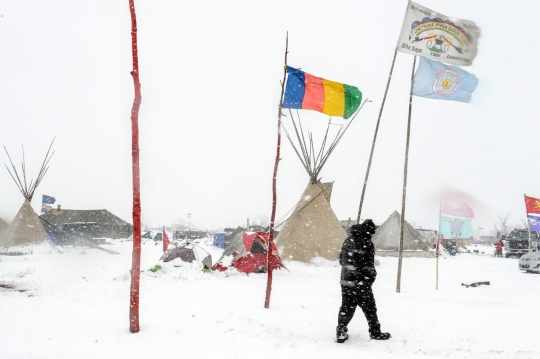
162,226,170,252
283,66,362,119
396,1,481,66
524,195,540,231
41,195,56,214
413,57,478,103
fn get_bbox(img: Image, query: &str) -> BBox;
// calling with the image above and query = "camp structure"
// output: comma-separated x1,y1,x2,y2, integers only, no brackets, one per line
0,141,58,252
276,182,347,262
0,217,8,236
273,108,364,262
213,231,285,274
40,208,133,243
160,244,212,269
372,211,433,258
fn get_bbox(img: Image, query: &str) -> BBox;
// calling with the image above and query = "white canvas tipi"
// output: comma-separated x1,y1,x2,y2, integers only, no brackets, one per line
372,211,432,257
0,217,8,234
276,182,347,262
0,141,57,250
0,201,51,247
275,110,361,262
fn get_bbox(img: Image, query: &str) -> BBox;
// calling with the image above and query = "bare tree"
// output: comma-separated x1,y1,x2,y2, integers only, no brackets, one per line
496,208,512,233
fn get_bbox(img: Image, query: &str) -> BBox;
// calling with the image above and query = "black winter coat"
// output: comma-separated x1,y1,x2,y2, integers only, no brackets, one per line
339,223,377,287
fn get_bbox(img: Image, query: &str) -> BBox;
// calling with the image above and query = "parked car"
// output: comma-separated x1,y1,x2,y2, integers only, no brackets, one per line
518,251,540,273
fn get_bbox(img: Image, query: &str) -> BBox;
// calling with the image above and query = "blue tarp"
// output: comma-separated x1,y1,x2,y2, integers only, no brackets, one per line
213,233,225,249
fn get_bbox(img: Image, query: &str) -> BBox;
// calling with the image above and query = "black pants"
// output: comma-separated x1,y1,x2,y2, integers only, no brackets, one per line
337,284,381,334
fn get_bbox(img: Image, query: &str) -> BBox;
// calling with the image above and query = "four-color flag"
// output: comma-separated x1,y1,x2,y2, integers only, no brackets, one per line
283,66,362,119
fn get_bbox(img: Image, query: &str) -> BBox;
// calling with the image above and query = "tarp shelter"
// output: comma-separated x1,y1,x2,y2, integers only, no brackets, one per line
213,233,225,248
40,208,133,240
213,231,285,274
275,182,347,262
142,231,153,239
372,211,433,258
153,232,162,242
160,244,212,269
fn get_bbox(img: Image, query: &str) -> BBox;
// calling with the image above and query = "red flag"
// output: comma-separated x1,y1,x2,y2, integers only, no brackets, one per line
162,226,170,252
525,195,540,214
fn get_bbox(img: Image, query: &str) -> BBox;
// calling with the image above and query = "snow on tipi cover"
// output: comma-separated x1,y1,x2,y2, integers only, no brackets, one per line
372,210,431,251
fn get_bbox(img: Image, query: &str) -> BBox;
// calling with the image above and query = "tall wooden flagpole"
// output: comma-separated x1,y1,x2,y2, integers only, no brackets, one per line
356,50,398,223
525,194,533,252
396,55,416,293
436,197,442,290
128,0,143,333
265,33,288,309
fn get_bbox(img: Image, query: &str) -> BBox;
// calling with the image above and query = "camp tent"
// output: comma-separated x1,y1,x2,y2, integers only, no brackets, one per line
213,231,285,274
160,244,212,269
275,182,347,262
273,105,361,263
0,218,8,235
0,142,57,251
40,208,133,240
372,211,433,258
0,200,54,248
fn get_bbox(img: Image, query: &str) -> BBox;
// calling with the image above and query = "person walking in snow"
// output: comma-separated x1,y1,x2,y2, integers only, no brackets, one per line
336,219,391,343
493,239,504,257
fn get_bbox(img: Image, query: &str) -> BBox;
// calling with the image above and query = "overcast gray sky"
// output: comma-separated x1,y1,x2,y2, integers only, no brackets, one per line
2,1,539,233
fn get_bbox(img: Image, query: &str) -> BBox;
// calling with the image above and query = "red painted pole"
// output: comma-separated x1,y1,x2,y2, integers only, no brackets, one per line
128,0,142,333
265,33,288,309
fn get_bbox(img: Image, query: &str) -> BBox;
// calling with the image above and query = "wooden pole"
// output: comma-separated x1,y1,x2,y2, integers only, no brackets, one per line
435,236,440,290
396,55,416,293
265,32,288,309
357,50,398,224
128,0,143,333
525,194,532,252
436,196,442,290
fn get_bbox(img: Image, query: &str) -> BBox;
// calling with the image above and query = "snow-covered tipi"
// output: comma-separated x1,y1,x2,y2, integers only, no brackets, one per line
372,211,433,258
274,110,365,262
0,142,57,251
0,217,8,236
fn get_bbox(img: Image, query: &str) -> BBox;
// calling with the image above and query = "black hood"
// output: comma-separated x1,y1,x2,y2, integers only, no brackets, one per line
349,219,376,237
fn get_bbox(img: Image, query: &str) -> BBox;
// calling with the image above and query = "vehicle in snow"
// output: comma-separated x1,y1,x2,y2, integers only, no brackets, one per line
518,251,540,273
504,230,539,258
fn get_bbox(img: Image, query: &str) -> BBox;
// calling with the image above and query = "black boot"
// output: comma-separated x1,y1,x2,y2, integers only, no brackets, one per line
370,331,391,340
336,326,349,343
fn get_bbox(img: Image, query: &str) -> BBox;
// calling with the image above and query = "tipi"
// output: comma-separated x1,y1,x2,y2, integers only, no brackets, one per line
275,111,361,262
0,217,8,235
0,142,57,251
372,211,433,257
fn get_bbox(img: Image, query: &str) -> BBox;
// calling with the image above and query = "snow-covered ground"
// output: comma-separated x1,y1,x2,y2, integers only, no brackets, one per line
1,239,538,359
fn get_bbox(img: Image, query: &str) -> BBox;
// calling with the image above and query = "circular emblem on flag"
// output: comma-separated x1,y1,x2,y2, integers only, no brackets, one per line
432,69,460,95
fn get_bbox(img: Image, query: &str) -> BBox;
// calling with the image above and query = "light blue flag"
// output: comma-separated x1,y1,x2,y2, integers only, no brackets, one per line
413,57,478,103
439,216,473,238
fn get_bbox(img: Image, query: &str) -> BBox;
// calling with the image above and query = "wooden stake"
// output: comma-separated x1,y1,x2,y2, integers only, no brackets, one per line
128,0,143,333
396,55,416,293
265,32,288,309
356,50,398,223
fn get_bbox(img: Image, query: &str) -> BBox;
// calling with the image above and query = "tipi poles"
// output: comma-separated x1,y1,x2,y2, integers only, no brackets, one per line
265,32,288,309
396,55,416,293
356,50,398,223
128,0,143,334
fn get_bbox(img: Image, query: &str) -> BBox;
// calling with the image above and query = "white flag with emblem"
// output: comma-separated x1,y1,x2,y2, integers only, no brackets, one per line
396,1,481,66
